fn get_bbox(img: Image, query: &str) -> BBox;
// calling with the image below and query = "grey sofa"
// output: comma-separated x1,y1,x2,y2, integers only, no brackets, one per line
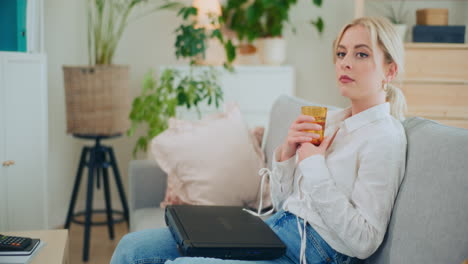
128,95,468,263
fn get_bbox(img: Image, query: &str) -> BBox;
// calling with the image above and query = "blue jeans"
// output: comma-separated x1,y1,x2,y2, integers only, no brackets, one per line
111,210,359,264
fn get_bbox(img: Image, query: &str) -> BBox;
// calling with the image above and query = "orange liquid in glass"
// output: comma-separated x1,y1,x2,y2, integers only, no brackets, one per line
306,120,326,146
301,106,327,146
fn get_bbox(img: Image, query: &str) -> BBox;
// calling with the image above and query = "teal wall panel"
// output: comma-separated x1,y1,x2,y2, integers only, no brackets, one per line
0,0,27,52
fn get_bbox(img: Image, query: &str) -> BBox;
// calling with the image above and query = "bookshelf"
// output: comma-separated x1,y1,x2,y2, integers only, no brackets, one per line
400,43,468,129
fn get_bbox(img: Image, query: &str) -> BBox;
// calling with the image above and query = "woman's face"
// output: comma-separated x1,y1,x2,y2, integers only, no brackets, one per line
335,25,393,101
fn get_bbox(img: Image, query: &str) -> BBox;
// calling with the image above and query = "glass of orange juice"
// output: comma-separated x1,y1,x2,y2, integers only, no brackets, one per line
301,106,327,146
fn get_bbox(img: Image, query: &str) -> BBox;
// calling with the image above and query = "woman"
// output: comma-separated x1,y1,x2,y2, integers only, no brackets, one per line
111,16,407,264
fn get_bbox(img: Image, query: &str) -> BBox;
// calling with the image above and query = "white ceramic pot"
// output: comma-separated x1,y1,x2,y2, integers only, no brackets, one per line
394,24,407,42
260,37,286,65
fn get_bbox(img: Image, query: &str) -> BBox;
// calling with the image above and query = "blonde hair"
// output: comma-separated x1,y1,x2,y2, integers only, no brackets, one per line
333,16,407,121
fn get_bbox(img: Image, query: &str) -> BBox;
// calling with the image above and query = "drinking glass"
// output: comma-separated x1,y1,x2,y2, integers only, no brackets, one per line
301,106,327,146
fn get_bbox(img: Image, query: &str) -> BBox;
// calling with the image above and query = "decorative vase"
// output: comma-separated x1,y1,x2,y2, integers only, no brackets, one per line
260,37,286,65
63,65,131,135
394,24,407,42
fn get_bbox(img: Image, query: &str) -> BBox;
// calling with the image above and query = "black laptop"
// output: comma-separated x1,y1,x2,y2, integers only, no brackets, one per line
165,205,286,260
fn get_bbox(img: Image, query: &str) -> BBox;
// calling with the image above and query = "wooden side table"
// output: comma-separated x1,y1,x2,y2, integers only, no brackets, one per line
3,229,68,264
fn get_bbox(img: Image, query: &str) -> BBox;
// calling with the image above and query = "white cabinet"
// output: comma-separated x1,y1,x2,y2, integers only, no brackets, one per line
160,65,295,128
0,52,48,231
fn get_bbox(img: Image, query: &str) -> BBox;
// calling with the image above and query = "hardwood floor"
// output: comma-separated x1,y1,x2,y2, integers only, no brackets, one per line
67,214,129,264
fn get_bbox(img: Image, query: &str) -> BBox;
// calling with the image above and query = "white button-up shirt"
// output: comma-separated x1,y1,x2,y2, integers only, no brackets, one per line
270,102,407,259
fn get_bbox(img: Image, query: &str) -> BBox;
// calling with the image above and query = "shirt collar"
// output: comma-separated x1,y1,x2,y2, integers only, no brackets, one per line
329,102,391,133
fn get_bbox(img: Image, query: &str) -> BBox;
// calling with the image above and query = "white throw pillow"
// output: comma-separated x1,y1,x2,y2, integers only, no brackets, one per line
151,104,270,209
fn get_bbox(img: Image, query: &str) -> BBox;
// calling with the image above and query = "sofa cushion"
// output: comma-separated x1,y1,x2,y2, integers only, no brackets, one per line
367,117,468,264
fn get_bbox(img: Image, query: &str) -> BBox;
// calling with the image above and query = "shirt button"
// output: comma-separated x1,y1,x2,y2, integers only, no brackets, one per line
326,258,331,262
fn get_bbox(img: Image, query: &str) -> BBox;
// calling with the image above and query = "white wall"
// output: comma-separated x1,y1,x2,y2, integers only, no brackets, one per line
45,0,87,228
43,0,466,228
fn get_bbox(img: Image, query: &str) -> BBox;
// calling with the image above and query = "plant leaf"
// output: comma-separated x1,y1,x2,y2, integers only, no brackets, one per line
312,0,322,7
158,1,185,11
310,17,324,34
224,40,236,64
211,29,223,42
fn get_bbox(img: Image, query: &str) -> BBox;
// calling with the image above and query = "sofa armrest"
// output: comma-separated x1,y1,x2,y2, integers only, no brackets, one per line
128,159,167,212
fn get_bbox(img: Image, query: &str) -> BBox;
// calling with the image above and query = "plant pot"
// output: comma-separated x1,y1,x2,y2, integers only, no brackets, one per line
63,65,131,135
394,24,407,42
238,43,257,55
260,37,286,65
231,40,261,65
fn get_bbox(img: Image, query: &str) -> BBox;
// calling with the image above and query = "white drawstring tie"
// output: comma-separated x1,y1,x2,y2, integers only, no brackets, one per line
297,216,308,264
244,167,308,264
243,168,275,217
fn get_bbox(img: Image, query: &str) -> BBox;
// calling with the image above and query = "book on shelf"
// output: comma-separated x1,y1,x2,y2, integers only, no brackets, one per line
0,239,46,264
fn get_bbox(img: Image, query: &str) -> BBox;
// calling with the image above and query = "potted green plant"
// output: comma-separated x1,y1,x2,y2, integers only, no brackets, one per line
159,2,235,68
221,0,324,65
221,0,263,62
127,67,223,156
63,0,162,135
259,0,324,65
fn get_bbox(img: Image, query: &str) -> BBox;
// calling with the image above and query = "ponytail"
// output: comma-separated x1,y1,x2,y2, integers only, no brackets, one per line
386,84,407,121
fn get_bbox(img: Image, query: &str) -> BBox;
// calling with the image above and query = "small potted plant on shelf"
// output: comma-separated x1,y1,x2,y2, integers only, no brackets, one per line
221,0,263,63
221,0,324,66
259,0,325,65
161,1,236,68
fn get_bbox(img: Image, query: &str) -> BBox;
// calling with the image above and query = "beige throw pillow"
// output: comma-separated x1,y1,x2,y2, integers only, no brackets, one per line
152,104,270,209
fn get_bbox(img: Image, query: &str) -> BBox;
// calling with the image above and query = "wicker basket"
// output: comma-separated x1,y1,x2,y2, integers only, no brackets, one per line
63,65,131,135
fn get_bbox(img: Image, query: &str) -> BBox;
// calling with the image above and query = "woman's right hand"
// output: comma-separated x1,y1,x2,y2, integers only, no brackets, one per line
277,115,323,162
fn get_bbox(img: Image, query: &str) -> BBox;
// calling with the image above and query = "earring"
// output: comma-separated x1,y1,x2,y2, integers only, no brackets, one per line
383,82,388,92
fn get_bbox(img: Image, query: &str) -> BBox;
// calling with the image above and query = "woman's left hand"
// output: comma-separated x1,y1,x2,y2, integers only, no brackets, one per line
297,129,339,163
